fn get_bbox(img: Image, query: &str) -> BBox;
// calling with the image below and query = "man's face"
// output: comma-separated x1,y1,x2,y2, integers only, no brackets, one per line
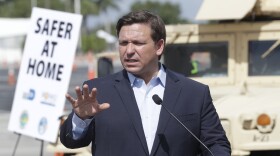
118,23,164,79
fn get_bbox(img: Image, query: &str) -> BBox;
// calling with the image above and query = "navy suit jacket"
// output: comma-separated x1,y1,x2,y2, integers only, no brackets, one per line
60,68,231,156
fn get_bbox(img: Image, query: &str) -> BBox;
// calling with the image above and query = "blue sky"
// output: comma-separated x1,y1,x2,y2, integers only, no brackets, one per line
88,0,203,29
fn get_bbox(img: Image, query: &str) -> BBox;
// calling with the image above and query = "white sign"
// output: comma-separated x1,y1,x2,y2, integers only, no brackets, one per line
8,7,82,143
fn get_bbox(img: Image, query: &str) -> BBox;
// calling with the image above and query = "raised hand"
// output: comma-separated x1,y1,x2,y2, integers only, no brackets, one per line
65,84,110,120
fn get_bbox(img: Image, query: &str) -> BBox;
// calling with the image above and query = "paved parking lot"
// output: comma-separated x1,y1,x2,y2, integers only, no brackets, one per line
0,112,53,156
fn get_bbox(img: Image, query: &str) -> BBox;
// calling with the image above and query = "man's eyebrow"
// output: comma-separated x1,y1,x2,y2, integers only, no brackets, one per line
119,40,128,42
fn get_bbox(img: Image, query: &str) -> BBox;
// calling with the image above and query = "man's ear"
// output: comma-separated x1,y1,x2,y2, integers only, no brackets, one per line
156,39,165,56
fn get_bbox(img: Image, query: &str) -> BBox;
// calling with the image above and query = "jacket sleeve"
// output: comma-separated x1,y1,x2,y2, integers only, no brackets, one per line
60,111,94,149
200,86,231,156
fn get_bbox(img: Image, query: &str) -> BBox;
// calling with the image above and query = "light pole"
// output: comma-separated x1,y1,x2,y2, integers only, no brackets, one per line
74,0,82,53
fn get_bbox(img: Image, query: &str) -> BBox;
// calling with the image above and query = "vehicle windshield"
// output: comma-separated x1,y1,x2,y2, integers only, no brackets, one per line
249,40,280,76
164,42,228,77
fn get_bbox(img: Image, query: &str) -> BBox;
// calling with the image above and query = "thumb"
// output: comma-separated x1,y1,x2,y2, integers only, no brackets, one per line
99,103,110,111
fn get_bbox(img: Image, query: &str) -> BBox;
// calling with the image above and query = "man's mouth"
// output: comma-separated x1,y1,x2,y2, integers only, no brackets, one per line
125,59,138,62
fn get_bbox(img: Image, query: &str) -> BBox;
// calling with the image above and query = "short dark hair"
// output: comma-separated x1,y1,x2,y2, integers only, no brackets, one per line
116,10,166,45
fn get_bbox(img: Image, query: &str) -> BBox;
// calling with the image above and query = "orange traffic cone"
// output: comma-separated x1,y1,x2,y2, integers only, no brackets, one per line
8,68,15,85
54,153,64,156
87,52,95,79
88,69,95,80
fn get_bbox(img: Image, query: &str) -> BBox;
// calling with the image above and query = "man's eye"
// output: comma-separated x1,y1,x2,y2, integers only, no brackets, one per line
119,42,128,46
133,42,145,46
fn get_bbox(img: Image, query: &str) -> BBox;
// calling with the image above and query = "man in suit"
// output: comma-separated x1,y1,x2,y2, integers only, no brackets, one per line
60,10,231,156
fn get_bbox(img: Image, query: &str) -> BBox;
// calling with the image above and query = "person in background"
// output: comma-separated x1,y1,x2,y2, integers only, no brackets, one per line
60,10,231,156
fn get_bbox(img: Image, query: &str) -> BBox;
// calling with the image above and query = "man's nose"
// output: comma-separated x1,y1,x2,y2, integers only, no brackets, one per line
126,43,135,54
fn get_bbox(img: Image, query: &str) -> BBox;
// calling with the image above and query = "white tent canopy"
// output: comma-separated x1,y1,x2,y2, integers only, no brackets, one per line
196,0,257,21
0,18,30,38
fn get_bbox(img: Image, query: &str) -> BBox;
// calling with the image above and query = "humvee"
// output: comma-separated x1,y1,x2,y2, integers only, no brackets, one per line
163,0,280,155
48,0,280,155
164,20,280,156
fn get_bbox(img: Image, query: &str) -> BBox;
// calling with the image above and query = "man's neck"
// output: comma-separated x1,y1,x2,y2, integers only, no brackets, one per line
133,63,161,84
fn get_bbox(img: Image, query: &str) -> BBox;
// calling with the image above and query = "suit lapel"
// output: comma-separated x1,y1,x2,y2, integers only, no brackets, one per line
150,69,182,156
114,70,149,155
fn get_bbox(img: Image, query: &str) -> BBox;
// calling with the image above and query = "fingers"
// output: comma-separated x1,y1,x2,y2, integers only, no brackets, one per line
89,88,110,112
83,84,90,99
68,85,97,108
71,85,93,102
65,93,78,108
66,86,110,117
75,86,83,101
75,84,90,100
90,88,97,102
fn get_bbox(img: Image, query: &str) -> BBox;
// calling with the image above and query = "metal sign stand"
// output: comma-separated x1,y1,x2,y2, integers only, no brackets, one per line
12,132,21,156
12,132,44,156
36,138,44,156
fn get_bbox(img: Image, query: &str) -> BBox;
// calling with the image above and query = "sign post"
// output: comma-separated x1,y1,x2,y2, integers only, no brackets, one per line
8,7,82,143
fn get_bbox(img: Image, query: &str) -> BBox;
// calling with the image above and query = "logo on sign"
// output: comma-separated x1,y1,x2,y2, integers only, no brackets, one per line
22,89,36,100
19,110,29,129
40,92,56,107
38,117,48,135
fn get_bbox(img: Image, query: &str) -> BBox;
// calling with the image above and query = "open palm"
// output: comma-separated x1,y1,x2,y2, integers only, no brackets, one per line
66,84,110,120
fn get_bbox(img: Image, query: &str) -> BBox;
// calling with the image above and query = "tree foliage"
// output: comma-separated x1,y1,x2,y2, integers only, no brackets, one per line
0,0,65,17
131,1,189,24
0,0,119,53
82,33,106,53
0,0,118,17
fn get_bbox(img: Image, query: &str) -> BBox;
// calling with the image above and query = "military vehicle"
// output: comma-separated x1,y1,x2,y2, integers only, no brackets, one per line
163,0,280,155
48,0,280,155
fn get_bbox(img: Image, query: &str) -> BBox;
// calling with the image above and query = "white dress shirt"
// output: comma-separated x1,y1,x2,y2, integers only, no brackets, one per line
127,64,166,153
72,64,166,154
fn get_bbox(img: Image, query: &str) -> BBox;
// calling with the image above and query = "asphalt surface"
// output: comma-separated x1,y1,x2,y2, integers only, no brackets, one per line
0,66,88,156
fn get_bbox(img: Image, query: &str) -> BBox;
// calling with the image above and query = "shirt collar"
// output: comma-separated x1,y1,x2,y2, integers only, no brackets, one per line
127,63,166,87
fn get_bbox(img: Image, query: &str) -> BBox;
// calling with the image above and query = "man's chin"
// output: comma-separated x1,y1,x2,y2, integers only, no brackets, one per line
124,67,140,75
